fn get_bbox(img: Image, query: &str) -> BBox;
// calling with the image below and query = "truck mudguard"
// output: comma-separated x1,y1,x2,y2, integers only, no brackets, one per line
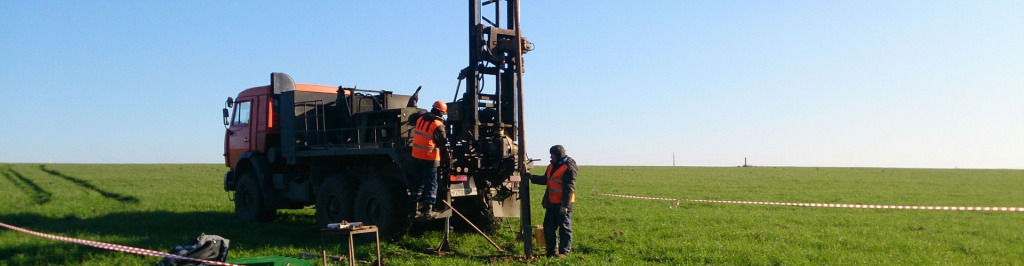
232,151,293,209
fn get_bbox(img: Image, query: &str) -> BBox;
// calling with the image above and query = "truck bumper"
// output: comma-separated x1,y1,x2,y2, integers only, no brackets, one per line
223,170,234,191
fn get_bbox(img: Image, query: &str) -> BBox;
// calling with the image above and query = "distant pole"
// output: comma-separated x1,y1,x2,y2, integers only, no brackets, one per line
672,153,675,167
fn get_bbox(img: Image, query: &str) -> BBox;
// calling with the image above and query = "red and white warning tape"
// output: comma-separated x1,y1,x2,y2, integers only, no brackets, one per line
0,222,240,266
598,193,682,208
598,193,1024,212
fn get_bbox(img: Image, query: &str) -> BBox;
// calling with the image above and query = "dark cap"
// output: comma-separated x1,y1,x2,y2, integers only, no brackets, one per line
549,145,565,160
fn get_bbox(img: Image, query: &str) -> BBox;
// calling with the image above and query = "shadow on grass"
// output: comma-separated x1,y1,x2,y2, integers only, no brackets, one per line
393,219,538,263
2,210,525,265
0,211,325,265
37,165,139,204
1,166,53,205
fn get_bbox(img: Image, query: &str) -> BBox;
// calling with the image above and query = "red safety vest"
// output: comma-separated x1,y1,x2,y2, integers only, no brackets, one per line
412,116,444,161
545,163,575,204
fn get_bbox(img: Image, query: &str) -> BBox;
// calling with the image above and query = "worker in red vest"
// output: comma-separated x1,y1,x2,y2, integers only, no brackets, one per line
410,101,448,217
529,145,577,258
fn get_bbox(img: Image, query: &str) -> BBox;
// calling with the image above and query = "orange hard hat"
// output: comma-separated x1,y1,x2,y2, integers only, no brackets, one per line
432,101,448,113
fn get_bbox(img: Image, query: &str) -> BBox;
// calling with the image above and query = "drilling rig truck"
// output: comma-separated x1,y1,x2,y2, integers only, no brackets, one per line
220,0,533,240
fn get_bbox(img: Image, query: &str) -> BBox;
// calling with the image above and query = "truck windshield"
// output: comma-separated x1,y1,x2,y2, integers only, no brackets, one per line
232,101,251,126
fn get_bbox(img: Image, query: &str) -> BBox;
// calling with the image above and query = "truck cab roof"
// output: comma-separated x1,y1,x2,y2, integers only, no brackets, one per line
236,84,341,98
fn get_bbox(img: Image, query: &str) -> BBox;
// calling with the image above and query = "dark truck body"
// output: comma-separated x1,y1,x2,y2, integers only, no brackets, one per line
222,73,523,239
221,0,533,241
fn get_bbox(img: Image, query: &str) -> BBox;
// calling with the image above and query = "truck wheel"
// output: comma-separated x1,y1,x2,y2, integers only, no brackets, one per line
453,194,500,233
315,178,356,229
354,177,409,240
235,172,277,222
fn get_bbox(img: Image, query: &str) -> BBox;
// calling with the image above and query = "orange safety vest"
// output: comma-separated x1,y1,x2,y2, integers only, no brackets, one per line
545,163,575,204
412,116,444,161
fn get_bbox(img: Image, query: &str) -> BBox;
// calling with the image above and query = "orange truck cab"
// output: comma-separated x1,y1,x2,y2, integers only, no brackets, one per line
223,84,337,169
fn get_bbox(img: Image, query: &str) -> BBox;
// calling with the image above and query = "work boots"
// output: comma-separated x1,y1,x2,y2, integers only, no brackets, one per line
417,203,432,218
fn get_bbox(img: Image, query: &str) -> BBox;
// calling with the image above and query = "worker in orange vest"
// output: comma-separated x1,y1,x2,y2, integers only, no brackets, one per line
410,100,448,217
528,145,577,258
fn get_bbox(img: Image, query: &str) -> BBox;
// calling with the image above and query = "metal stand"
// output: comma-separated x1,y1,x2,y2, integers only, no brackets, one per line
436,216,453,254
319,226,381,266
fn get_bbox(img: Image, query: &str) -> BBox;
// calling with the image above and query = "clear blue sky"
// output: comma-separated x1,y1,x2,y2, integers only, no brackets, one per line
2,1,1022,169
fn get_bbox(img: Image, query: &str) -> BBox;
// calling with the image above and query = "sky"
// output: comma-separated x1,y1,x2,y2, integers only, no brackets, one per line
1,1,1022,169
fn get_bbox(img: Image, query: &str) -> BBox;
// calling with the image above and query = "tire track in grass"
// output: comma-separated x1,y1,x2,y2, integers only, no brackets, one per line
1,165,53,205
37,165,139,204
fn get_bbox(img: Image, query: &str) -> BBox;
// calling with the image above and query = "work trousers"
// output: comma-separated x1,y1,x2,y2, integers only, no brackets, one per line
543,206,573,255
410,164,438,206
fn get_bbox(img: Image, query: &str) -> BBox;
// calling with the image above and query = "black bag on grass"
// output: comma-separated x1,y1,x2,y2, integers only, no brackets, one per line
156,233,231,266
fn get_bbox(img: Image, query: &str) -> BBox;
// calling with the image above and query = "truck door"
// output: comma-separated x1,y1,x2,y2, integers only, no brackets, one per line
226,98,254,167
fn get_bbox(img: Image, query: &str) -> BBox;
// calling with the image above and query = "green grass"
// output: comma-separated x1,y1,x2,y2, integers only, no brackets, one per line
1,164,1022,265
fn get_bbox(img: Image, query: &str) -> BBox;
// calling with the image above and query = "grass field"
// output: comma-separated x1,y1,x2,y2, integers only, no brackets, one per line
1,164,1022,265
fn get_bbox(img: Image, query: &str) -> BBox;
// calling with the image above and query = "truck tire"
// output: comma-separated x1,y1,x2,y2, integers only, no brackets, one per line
315,178,356,229
234,172,277,222
354,177,409,240
452,193,500,233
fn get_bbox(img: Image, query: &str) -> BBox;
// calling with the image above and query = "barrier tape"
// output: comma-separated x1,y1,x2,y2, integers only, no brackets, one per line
597,193,1024,212
0,222,240,266
597,193,682,208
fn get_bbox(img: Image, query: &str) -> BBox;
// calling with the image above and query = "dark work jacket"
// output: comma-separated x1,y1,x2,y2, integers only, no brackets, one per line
530,156,577,210
410,112,447,168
